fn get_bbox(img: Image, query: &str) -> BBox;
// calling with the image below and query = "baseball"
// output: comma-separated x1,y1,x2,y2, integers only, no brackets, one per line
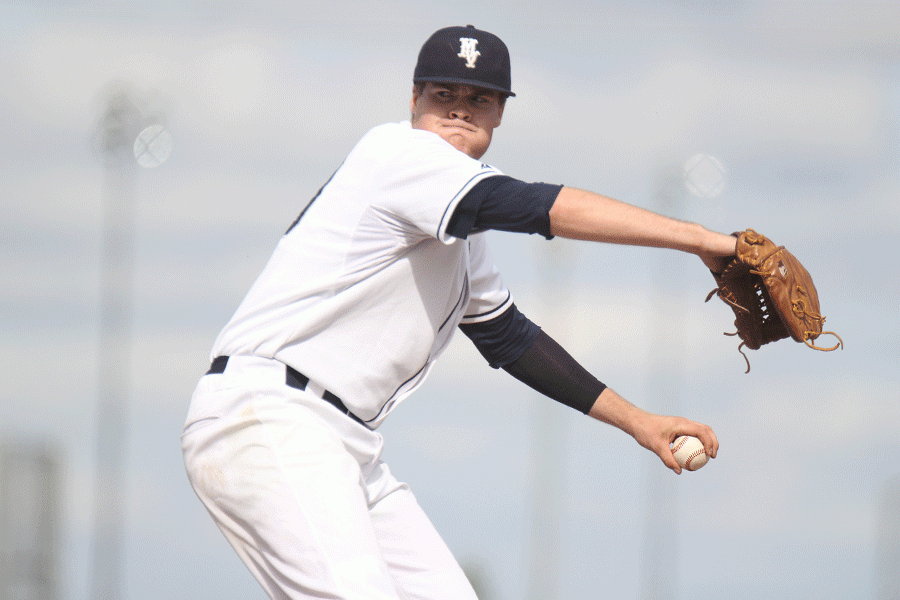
671,436,709,471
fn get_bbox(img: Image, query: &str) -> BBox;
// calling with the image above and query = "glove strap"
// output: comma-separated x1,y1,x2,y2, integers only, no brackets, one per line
803,331,843,352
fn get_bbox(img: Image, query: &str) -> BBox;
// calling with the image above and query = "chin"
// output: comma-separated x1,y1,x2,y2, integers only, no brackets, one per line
444,137,470,155
435,128,488,158
456,144,483,159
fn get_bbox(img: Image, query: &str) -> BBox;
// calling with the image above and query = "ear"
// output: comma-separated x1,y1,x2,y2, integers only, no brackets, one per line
410,86,421,118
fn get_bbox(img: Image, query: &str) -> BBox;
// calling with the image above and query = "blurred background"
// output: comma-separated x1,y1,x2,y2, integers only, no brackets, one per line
1,1,898,599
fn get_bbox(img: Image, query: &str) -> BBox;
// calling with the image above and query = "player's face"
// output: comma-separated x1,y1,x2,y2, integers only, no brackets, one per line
410,83,505,160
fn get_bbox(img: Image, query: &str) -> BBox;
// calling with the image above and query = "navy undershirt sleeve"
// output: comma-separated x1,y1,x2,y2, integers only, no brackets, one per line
502,330,607,414
459,305,606,414
447,176,562,240
458,303,542,369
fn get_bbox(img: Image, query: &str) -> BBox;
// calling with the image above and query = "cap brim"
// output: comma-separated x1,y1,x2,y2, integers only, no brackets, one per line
413,75,515,97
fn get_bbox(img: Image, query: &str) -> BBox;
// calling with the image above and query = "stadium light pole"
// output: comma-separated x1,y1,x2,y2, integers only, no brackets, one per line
641,154,725,600
90,86,140,600
90,81,171,600
526,240,573,600
641,163,687,600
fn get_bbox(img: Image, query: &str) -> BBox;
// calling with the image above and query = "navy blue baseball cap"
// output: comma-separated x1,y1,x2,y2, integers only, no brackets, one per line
414,25,515,97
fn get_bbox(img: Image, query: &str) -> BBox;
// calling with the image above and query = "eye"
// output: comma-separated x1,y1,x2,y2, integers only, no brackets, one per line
472,94,496,107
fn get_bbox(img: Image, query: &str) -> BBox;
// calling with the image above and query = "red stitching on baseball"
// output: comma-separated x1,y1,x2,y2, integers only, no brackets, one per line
685,448,706,470
673,436,707,470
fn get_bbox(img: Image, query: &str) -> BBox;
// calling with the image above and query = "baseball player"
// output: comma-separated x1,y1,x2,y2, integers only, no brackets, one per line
182,25,737,600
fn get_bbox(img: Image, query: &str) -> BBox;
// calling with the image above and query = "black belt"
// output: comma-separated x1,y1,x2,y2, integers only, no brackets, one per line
207,356,369,428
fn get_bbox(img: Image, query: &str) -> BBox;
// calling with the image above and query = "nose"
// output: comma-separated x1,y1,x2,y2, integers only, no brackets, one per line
448,101,471,121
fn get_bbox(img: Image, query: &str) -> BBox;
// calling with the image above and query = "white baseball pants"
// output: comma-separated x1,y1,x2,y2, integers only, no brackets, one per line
181,355,478,600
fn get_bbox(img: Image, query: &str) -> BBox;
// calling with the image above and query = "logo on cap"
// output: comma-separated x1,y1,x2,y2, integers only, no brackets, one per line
457,38,480,69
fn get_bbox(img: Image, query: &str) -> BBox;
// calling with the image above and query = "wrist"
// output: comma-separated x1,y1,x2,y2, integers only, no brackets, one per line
702,229,738,257
588,388,647,436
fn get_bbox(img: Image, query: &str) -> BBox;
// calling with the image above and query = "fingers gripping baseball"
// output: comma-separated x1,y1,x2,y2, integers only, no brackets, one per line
635,415,718,475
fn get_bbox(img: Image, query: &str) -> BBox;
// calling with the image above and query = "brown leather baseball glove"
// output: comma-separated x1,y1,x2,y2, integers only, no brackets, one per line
706,229,842,372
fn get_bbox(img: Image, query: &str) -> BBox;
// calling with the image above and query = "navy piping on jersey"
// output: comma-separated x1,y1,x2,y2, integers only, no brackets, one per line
446,176,562,240
462,290,511,322
373,361,429,424
437,170,500,239
438,279,469,333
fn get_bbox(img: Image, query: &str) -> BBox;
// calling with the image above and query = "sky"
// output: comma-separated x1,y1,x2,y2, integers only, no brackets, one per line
1,1,899,599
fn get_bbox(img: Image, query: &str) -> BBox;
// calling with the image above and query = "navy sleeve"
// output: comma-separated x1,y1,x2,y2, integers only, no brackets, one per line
502,331,607,415
458,303,543,369
460,305,608,414
446,176,562,240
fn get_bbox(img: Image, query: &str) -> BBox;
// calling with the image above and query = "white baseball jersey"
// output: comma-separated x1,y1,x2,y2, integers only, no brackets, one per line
211,121,513,428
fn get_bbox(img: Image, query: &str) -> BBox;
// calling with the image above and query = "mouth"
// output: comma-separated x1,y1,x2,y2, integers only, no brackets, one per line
442,121,475,133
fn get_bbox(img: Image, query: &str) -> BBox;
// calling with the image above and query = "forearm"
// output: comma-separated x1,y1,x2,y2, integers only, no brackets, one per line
548,187,736,257
501,330,606,414
587,387,647,436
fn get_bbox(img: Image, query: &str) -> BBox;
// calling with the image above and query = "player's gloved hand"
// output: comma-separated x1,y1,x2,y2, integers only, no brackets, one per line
699,252,732,275
705,229,843,373
698,232,738,274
